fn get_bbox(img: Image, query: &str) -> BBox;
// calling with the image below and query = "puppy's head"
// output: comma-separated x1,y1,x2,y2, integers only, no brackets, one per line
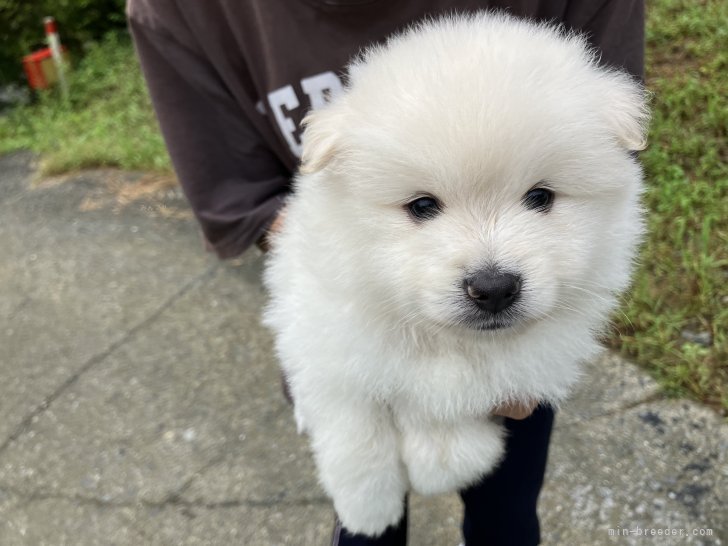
298,13,649,334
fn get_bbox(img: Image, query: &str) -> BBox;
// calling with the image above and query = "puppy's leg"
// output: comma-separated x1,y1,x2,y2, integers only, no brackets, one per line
305,396,408,537
399,416,505,495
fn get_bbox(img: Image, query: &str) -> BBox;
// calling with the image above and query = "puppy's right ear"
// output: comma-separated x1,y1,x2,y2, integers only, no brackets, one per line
299,107,344,174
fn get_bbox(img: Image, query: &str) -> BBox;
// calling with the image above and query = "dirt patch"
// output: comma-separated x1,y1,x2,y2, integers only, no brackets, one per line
36,169,193,220
646,40,703,84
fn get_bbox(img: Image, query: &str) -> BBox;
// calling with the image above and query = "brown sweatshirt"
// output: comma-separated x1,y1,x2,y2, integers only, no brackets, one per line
127,0,644,258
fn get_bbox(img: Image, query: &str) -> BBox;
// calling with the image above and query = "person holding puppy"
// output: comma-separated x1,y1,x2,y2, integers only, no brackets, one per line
128,1,644,544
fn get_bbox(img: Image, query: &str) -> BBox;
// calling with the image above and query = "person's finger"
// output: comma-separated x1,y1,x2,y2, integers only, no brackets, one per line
491,400,538,420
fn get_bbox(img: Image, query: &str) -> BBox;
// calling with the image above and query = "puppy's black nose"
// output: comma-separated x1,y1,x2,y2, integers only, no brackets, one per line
465,272,521,313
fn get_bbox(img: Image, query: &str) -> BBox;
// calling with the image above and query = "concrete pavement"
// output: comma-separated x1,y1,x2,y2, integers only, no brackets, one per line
0,151,725,545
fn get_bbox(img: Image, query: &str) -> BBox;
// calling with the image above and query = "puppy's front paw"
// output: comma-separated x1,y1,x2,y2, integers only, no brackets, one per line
308,403,409,537
333,486,406,537
402,418,505,495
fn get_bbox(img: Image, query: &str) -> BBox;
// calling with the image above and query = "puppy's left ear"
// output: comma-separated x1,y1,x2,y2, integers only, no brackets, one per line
299,106,345,174
602,72,650,152
601,74,651,151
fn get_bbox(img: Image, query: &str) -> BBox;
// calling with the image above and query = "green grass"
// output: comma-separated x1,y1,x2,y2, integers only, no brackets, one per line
610,0,727,412
0,32,170,174
0,2,726,412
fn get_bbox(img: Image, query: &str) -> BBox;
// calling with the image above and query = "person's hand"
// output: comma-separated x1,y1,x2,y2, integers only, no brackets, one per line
268,208,286,236
491,399,538,420
258,208,286,251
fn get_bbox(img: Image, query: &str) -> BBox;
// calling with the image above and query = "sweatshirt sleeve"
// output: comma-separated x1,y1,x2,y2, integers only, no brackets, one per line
128,18,289,258
565,0,645,81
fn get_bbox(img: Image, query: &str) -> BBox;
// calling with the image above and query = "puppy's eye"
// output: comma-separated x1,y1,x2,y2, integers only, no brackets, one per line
522,187,554,213
406,196,441,221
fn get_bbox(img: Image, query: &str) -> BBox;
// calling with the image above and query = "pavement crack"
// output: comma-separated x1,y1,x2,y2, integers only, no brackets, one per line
0,484,328,510
573,391,666,425
7,297,31,321
0,263,220,455
159,449,230,505
158,495,330,510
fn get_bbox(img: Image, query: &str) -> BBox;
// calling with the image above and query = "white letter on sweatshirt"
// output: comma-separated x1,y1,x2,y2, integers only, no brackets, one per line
301,71,343,110
268,85,302,157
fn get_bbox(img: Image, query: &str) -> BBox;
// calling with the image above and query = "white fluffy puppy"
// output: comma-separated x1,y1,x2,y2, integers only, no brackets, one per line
264,12,648,537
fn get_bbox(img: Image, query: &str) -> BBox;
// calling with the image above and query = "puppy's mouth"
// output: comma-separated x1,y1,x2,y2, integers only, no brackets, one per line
425,304,527,334
458,303,524,332
472,320,514,331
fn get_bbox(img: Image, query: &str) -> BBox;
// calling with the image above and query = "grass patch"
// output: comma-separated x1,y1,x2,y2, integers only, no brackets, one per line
610,0,727,413
0,2,725,412
0,32,170,174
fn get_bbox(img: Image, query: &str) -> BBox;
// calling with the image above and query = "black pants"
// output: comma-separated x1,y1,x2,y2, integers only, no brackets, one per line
332,405,555,546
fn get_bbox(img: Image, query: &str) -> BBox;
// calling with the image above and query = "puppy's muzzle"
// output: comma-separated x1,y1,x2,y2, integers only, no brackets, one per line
464,271,521,314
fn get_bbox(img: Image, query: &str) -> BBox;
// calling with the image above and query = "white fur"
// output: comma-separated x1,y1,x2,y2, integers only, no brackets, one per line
264,12,648,537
